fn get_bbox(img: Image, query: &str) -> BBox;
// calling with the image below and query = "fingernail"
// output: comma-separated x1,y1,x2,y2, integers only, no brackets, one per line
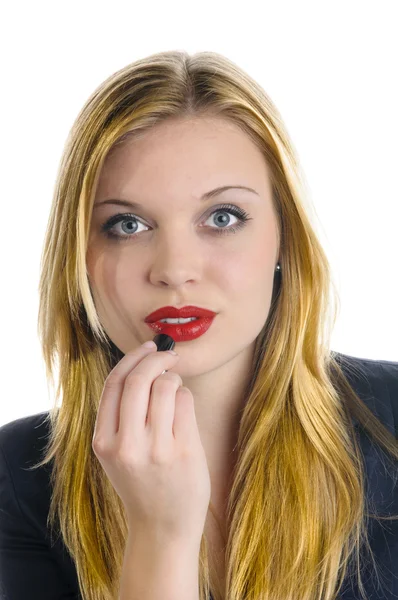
142,341,156,348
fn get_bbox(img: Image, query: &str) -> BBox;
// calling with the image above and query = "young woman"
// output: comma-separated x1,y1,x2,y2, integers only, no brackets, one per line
0,50,397,600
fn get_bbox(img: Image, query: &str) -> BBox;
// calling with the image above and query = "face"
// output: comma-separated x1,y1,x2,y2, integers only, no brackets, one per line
86,116,280,377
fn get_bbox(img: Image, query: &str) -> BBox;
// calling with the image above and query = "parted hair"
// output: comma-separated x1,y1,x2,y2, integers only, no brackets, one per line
29,50,398,600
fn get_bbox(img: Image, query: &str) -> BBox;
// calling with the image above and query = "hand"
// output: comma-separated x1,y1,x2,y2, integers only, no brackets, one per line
92,343,211,546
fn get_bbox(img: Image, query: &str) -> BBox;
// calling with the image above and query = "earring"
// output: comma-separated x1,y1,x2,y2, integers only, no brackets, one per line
275,263,281,271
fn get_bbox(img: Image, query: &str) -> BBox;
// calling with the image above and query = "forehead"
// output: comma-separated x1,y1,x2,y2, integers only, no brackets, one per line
97,117,271,200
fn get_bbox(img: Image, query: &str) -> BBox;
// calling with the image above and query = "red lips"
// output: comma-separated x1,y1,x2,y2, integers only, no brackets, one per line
144,305,217,323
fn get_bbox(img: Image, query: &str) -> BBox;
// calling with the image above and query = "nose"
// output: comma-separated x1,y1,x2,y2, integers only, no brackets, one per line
148,228,203,288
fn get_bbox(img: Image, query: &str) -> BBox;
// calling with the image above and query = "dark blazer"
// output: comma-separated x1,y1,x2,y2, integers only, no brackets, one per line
0,352,397,600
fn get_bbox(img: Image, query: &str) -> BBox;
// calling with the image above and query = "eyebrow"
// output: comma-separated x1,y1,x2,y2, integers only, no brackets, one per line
93,185,259,210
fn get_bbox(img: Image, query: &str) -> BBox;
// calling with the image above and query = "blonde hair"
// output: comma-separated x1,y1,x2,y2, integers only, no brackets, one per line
28,50,398,600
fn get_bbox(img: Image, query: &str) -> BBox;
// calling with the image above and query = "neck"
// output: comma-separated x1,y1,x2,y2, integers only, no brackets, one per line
183,341,255,448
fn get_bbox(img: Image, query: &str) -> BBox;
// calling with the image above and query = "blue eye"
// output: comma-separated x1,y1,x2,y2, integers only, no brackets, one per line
100,203,252,242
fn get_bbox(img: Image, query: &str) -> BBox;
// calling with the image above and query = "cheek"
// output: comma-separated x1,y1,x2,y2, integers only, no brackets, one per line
209,249,246,292
86,248,140,303
211,246,271,301
222,237,276,316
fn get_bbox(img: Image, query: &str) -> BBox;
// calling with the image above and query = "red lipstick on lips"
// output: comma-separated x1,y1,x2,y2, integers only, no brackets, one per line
144,305,217,342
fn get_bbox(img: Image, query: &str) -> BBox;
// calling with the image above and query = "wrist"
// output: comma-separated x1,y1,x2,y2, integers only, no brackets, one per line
127,529,201,557
120,533,200,600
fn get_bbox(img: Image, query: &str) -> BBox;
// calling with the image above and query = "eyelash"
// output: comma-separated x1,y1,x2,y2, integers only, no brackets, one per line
100,203,253,242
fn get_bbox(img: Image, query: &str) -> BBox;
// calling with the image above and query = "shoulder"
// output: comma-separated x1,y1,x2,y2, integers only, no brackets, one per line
332,354,398,599
0,411,82,598
0,410,52,438
0,411,53,530
0,410,52,468
331,351,398,437
332,350,398,384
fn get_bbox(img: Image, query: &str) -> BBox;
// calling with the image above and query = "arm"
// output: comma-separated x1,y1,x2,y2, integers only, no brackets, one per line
118,533,200,600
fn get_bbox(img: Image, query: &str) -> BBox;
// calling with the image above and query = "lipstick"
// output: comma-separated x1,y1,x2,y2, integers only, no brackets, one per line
153,333,176,352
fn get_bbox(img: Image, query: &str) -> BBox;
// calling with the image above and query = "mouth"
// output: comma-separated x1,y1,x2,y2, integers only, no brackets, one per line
144,305,217,323
144,305,217,342
145,315,216,342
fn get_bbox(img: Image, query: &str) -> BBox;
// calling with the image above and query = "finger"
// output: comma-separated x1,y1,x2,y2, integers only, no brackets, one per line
147,372,183,449
118,351,180,441
173,386,198,443
92,343,157,451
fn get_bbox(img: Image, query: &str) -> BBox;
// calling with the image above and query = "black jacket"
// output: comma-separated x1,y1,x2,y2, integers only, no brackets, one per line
0,352,397,600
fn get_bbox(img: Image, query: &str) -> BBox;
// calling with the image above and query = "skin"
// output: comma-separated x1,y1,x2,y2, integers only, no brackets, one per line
86,115,280,519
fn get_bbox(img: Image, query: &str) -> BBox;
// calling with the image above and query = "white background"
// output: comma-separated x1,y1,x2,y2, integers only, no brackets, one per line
1,0,397,426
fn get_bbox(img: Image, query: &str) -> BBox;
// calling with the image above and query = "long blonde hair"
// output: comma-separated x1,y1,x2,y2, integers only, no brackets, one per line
29,50,398,600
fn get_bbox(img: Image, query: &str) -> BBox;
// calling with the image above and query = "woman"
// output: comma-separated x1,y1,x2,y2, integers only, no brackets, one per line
0,50,397,600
